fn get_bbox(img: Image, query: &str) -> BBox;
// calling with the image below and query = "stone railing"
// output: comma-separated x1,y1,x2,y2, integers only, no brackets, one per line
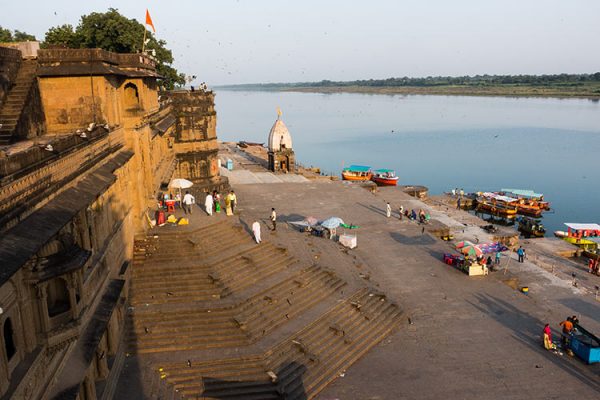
37,48,156,70
38,48,120,65
117,53,156,70
0,128,125,231
0,127,110,180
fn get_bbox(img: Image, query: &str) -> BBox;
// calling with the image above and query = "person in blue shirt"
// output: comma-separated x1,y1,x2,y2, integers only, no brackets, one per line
517,246,525,263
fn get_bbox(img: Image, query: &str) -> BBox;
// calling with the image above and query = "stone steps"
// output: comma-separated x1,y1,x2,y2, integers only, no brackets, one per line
129,244,296,305
126,219,401,400
0,59,37,144
153,290,401,399
128,267,345,354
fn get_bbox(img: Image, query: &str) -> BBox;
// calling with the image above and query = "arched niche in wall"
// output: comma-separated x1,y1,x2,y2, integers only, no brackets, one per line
3,318,16,361
123,82,140,110
46,278,71,318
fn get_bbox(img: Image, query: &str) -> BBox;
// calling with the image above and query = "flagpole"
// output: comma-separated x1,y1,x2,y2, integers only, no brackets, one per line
142,26,147,53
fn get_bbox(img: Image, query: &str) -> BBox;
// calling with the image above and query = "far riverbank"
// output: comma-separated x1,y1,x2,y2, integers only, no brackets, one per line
277,84,600,99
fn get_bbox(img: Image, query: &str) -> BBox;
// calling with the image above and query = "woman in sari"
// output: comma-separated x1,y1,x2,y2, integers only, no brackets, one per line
225,192,233,216
543,323,555,350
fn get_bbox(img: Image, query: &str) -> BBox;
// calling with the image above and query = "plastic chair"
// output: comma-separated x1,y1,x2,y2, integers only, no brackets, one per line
166,201,175,213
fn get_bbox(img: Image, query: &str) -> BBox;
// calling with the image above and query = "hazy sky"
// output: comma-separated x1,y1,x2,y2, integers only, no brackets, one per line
3,0,599,85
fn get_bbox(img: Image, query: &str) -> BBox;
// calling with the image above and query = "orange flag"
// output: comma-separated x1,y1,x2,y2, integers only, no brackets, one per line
145,9,156,33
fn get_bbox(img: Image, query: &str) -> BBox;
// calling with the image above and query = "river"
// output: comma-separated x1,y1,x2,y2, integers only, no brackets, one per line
215,90,600,234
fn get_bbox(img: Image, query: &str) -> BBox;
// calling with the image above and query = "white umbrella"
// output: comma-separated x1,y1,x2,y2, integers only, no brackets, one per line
168,179,194,204
169,178,193,189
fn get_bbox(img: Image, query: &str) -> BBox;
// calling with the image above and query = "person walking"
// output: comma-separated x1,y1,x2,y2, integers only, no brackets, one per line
486,256,493,272
517,246,525,263
230,190,237,214
205,192,214,216
270,208,277,231
182,191,195,215
386,202,391,218
495,251,501,265
252,220,261,244
398,205,404,220
457,197,461,210
225,192,233,216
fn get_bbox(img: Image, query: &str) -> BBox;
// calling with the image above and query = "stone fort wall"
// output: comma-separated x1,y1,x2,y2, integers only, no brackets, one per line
0,46,221,399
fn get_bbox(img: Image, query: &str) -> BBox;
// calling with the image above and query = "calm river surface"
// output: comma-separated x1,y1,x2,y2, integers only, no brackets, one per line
215,90,600,234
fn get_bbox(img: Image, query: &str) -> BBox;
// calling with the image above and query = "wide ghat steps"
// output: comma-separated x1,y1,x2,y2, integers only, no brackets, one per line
151,290,402,399
130,241,297,305
0,59,38,144
126,219,402,400
128,266,346,354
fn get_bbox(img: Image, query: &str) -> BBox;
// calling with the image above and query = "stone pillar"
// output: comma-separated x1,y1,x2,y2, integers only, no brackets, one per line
96,343,109,379
106,314,119,356
35,283,49,333
66,275,79,320
83,374,96,400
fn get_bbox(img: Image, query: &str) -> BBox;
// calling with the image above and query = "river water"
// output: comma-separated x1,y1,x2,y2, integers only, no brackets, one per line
215,90,600,234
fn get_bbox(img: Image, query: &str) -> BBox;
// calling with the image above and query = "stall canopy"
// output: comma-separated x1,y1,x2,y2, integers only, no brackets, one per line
564,223,600,231
320,217,345,229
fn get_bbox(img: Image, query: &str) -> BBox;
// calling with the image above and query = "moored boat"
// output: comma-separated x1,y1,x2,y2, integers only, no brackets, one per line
371,169,398,186
556,223,600,251
517,216,545,237
501,188,550,211
475,192,518,218
342,165,373,181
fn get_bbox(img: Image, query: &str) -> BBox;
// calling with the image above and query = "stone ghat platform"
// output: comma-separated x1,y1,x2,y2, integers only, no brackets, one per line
115,214,402,399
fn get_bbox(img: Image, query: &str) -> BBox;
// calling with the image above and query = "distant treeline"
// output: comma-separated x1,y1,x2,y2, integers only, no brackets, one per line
219,73,600,90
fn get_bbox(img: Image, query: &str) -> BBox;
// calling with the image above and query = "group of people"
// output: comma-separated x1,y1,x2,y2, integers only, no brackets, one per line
543,315,579,352
204,190,237,216
451,188,465,197
168,190,238,217
391,203,430,223
587,258,600,275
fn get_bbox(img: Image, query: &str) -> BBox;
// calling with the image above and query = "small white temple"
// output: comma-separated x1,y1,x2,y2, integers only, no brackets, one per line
268,108,295,172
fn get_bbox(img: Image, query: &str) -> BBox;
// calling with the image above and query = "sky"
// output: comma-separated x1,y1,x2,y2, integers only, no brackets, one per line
2,0,600,85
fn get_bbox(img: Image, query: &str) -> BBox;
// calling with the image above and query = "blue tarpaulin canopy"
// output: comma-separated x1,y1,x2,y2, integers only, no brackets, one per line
343,165,371,172
501,189,544,199
373,168,395,173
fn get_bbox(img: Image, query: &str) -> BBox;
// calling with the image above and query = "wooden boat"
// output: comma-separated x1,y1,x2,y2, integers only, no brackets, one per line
475,192,518,218
371,169,398,186
342,165,373,181
555,223,600,251
517,216,545,237
238,141,264,148
501,188,550,211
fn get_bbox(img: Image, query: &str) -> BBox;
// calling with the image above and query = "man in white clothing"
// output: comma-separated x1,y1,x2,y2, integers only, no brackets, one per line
205,192,214,216
270,208,277,231
182,191,195,214
252,220,261,244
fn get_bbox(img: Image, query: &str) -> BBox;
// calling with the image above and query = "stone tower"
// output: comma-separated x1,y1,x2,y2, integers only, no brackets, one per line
267,110,295,173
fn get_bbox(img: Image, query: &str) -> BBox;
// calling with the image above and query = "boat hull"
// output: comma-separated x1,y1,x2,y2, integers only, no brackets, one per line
476,203,517,218
372,176,398,186
561,236,598,250
342,173,373,181
516,206,543,218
